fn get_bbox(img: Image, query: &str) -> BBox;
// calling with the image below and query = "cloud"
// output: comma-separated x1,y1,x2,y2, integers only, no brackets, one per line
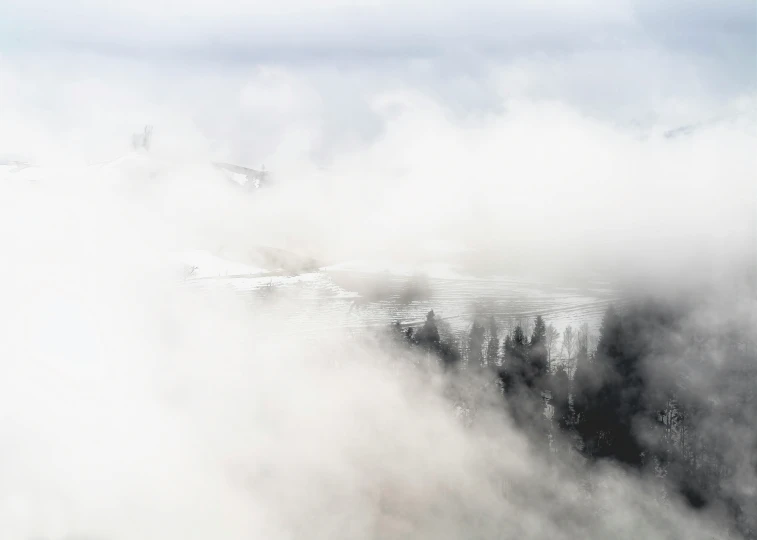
0,171,740,538
1,49,754,283
0,3,755,531
3,0,634,48
3,0,753,95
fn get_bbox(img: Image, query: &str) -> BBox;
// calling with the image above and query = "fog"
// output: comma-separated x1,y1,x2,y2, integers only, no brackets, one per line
1,1,756,538
0,187,743,538
2,55,754,281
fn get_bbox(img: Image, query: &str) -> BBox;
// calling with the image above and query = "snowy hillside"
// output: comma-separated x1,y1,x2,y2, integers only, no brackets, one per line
183,253,620,338
0,152,268,193
2,152,619,339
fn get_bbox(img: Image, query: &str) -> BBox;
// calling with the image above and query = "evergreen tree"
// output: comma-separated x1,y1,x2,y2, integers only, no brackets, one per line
596,305,622,360
498,330,525,394
498,324,547,430
551,364,571,432
576,305,645,466
531,315,547,346
389,320,415,348
502,334,513,364
485,316,499,368
571,336,592,424
528,315,549,387
416,310,441,350
511,324,529,382
439,338,461,371
545,323,560,371
406,310,462,371
562,325,576,370
468,318,486,369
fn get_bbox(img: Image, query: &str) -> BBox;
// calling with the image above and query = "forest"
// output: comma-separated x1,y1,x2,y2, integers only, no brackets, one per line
385,299,757,538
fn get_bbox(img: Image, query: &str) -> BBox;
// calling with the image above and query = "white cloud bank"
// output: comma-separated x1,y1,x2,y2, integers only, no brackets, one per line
0,1,755,537
0,174,737,538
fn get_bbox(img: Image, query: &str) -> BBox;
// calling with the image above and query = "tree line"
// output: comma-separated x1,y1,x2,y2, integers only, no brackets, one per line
389,301,756,538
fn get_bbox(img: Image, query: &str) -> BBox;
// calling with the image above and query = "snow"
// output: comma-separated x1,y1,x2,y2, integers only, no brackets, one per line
322,259,470,281
175,250,269,278
221,170,249,187
3,156,617,336
187,257,618,337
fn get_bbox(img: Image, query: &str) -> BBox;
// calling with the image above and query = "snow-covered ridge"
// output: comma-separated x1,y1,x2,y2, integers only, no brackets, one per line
212,162,269,189
0,152,269,192
175,250,269,279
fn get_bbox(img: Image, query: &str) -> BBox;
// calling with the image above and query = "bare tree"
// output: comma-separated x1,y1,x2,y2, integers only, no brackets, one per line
545,323,560,370
504,318,516,339
561,325,575,364
577,321,592,352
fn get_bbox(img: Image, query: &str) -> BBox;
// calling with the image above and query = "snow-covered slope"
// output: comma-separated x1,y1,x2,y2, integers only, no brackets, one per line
3,152,618,338
0,152,267,193
187,257,620,337
174,250,269,279
212,162,269,190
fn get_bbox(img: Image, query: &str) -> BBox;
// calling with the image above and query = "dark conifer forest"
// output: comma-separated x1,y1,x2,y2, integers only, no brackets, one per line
387,298,757,538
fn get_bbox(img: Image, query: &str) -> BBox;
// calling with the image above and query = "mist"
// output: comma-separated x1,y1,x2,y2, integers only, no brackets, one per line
1,1,756,538
0,186,746,538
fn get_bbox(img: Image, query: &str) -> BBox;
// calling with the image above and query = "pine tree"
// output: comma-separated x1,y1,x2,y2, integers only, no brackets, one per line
562,325,576,371
576,305,644,466
485,316,499,368
499,325,534,397
410,310,462,371
571,336,592,424
468,318,486,370
551,364,571,431
511,324,529,382
389,321,407,346
595,304,622,361
531,315,547,346
528,315,548,387
545,323,560,371
502,334,513,364
498,331,521,394
416,310,441,352
439,338,461,371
